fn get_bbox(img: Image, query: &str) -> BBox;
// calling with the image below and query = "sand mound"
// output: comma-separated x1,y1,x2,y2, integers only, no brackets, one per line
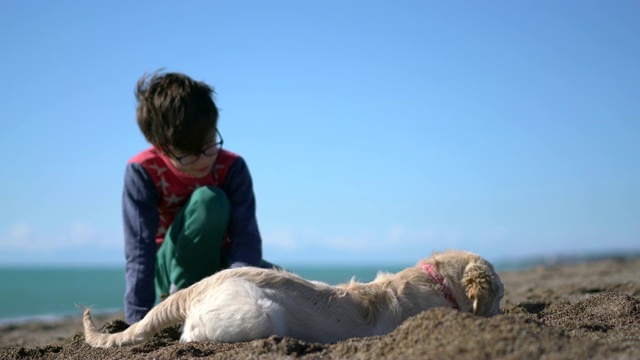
2,257,639,360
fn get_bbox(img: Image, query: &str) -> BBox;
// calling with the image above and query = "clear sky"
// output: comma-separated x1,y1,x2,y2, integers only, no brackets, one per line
1,1,638,267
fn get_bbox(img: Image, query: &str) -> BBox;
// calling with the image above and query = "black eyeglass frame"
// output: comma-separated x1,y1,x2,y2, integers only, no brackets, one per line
164,129,224,166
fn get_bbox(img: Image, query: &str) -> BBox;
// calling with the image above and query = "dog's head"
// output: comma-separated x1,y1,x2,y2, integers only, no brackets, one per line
422,250,504,317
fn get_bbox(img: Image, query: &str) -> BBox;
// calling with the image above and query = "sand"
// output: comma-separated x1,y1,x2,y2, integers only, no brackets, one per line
1,256,639,359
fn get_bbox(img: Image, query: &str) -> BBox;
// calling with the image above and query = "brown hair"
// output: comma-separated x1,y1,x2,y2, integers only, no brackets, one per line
135,71,218,154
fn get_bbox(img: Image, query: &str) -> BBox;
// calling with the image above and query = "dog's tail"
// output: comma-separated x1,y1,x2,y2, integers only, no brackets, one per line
83,289,189,348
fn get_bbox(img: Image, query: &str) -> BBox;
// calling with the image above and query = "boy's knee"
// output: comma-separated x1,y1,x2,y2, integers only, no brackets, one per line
190,186,230,214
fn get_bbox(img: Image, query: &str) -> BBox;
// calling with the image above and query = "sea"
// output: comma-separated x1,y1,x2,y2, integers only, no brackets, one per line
1,252,635,325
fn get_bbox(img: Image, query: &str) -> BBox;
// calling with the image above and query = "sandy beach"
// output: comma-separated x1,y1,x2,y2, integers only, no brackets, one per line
1,256,639,359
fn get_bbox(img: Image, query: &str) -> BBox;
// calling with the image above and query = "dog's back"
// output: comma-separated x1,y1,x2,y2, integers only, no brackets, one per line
183,268,395,343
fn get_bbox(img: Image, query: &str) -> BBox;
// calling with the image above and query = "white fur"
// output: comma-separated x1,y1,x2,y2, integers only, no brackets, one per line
83,250,503,347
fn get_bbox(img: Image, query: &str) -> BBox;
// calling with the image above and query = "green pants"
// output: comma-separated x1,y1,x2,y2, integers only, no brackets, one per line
155,186,230,299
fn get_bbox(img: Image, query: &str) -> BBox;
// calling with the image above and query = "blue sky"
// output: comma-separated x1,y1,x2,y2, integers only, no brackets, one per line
1,1,638,267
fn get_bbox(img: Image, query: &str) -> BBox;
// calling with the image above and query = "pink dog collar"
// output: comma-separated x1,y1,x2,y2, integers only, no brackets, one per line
422,263,459,310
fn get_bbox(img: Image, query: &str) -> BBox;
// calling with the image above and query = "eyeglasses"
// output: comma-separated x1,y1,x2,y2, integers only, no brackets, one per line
165,129,224,166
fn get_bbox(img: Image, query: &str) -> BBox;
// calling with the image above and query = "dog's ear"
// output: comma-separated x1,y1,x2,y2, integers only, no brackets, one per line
462,257,493,316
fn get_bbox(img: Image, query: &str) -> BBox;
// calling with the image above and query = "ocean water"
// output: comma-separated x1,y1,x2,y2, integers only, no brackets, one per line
3,252,634,325
0,265,405,324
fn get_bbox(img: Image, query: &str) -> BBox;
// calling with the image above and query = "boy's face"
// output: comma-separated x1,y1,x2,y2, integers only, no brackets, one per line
162,132,221,178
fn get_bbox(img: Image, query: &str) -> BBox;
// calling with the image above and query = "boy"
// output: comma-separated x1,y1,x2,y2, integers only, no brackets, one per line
123,71,266,324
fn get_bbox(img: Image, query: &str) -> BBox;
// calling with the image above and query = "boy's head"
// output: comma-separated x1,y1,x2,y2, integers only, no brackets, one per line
135,71,218,155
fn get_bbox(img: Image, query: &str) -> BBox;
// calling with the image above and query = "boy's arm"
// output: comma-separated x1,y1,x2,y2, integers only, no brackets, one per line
223,157,263,267
122,163,160,324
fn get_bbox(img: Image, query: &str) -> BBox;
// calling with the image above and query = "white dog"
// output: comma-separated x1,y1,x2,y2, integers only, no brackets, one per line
83,250,503,347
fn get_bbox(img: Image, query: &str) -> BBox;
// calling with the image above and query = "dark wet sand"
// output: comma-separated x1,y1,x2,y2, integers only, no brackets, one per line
1,256,639,359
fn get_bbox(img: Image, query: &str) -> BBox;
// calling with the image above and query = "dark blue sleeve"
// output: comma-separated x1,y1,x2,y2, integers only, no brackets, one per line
222,157,263,267
122,163,159,324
